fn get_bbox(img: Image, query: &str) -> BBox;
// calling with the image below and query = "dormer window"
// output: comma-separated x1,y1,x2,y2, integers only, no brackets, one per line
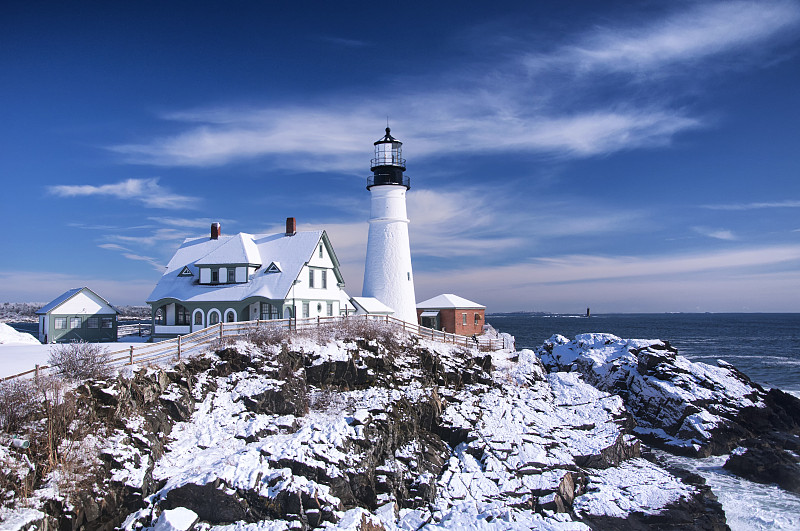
227,267,235,283
211,270,219,283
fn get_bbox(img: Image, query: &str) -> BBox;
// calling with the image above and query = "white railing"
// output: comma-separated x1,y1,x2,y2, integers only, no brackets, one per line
0,315,506,382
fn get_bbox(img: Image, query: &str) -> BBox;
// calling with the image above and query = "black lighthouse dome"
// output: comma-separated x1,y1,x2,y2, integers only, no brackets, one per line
368,127,410,190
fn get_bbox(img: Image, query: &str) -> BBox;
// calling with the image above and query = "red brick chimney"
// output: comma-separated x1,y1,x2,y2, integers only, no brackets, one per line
211,222,221,240
285,217,296,236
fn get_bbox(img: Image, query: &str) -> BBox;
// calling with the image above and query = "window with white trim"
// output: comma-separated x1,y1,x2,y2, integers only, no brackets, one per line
326,302,333,316
209,312,220,325
302,302,309,318
319,244,323,258
55,317,66,329
308,269,315,288
194,312,203,325
321,270,327,289
462,313,467,325
176,304,190,325
260,302,278,320
70,317,82,329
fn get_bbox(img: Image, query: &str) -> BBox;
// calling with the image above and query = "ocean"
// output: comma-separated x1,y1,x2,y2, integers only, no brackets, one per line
486,312,800,530
486,312,800,393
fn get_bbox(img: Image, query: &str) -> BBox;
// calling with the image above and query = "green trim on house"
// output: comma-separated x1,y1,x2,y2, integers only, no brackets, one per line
43,313,117,343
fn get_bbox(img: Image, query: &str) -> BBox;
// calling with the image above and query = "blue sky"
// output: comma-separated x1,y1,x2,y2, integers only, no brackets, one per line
2,0,799,313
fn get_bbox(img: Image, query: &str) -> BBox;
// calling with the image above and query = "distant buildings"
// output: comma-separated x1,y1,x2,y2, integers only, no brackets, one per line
36,287,119,343
146,219,352,340
417,294,486,336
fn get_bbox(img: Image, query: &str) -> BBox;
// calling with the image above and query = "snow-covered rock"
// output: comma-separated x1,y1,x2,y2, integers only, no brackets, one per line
538,333,800,493
1,328,730,529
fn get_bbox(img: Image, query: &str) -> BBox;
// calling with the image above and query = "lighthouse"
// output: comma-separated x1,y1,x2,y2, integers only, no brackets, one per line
362,127,417,324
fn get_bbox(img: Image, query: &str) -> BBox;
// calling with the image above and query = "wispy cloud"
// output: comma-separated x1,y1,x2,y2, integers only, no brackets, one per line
98,243,164,271
693,226,737,241
317,36,369,47
414,244,800,312
525,1,800,76
106,228,189,247
702,199,800,210
111,1,800,169
147,216,235,230
48,178,199,209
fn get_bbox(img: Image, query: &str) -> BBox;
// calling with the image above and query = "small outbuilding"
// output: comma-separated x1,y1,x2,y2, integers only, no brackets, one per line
416,294,486,336
36,287,119,343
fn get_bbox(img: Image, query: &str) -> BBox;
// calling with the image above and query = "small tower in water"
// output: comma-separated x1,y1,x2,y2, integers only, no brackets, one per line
362,127,417,324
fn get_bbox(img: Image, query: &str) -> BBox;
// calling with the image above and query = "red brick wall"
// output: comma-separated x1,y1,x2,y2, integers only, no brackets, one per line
418,308,485,336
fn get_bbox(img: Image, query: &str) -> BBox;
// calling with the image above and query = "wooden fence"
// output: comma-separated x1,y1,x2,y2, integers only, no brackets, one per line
0,314,508,383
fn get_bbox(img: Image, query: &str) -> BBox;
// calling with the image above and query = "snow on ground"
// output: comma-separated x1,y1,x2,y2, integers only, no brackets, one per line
0,337,148,379
0,322,40,345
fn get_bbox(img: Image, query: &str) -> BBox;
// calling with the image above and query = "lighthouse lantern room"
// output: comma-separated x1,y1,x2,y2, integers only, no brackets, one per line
362,127,417,324
368,127,410,189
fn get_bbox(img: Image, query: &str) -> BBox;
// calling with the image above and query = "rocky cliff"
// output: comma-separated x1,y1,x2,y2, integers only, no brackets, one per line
6,323,783,530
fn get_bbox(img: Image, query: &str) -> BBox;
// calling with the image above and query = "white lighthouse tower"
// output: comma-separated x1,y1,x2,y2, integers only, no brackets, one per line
362,127,417,324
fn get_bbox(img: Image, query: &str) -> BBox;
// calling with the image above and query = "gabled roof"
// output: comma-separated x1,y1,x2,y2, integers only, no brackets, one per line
351,297,395,315
195,233,262,266
36,287,119,315
147,230,343,304
416,293,485,310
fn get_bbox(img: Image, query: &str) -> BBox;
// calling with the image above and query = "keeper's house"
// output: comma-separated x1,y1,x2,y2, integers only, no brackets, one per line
147,219,352,340
36,287,119,343
416,293,486,336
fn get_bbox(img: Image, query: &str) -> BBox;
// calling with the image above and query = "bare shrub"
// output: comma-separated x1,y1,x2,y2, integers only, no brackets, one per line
246,323,290,347
333,317,402,347
48,341,111,381
0,378,38,433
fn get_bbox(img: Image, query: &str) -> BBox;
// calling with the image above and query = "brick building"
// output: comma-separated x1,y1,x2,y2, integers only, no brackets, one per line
416,294,486,336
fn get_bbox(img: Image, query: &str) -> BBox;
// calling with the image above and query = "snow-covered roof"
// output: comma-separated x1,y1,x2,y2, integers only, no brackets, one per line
195,233,262,266
36,287,119,315
147,230,341,304
416,293,485,310
351,297,395,315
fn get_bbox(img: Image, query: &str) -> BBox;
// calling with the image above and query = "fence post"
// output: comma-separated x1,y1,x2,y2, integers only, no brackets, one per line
35,364,40,382
177,335,182,360
219,322,224,339
129,345,134,365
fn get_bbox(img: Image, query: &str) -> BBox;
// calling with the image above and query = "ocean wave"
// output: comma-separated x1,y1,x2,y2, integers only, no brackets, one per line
658,452,800,531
